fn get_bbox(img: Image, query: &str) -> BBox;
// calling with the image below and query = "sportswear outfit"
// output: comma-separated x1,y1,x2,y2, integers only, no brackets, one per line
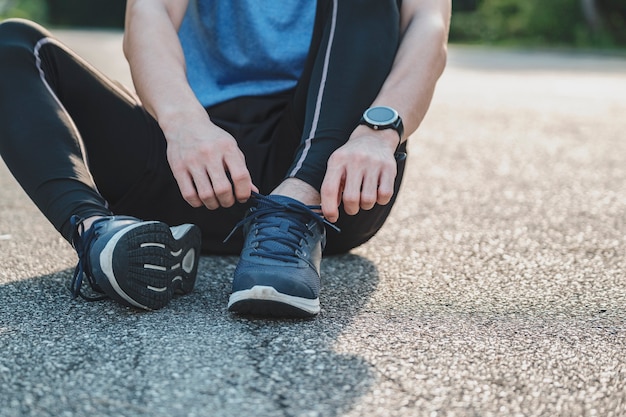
0,0,407,314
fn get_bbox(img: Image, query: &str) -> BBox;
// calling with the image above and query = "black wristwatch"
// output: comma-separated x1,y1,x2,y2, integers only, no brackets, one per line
359,106,404,145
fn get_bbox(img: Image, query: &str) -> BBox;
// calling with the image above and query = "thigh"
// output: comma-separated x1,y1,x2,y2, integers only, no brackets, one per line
36,35,165,205
0,20,166,239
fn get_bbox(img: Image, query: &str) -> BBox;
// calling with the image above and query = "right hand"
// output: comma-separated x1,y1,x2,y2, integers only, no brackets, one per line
162,112,257,210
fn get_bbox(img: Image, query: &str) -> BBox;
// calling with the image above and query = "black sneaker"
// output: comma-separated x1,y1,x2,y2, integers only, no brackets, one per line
226,193,339,318
70,215,201,310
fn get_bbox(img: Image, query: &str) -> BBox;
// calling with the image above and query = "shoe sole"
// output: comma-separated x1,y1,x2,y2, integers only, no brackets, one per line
96,221,201,310
228,285,320,318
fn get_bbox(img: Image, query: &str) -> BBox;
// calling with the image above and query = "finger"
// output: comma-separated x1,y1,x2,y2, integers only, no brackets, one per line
207,167,236,208
321,165,344,223
174,170,203,208
225,156,254,203
341,168,364,216
190,167,220,210
377,167,396,206
360,171,379,211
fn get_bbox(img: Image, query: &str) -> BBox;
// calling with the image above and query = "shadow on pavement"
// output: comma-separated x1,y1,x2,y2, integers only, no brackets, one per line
0,253,380,417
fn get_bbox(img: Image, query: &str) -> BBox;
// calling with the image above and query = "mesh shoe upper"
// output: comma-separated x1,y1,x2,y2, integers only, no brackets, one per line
227,193,339,315
70,215,138,300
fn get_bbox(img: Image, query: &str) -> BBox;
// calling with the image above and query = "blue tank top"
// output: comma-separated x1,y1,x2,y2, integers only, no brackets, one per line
178,1,316,108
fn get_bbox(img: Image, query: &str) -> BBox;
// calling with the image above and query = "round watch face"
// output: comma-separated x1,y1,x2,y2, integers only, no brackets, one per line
364,106,398,125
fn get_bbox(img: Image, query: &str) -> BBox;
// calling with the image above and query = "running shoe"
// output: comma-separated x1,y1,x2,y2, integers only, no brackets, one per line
226,193,339,318
70,215,201,310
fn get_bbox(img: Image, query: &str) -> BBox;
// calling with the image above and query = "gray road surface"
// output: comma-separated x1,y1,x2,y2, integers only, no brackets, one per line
0,29,625,417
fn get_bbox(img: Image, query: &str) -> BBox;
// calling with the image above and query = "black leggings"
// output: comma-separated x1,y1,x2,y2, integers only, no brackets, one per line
0,0,406,255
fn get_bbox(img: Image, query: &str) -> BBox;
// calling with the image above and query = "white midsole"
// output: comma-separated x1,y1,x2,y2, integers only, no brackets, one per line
228,286,320,314
99,222,159,310
170,224,194,240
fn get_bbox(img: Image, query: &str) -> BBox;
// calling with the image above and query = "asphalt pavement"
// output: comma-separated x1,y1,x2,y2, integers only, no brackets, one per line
0,29,625,417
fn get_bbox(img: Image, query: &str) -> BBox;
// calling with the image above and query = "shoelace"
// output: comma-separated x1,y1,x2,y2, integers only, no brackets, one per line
69,215,108,301
224,192,340,264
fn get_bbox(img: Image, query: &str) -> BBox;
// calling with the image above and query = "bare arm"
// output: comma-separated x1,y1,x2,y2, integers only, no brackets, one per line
372,0,450,143
123,0,255,210
321,0,451,222
123,0,190,120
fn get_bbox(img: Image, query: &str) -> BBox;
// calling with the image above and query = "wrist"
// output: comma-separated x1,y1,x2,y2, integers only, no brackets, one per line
352,124,401,152
358,106,404,151
158,105,210,137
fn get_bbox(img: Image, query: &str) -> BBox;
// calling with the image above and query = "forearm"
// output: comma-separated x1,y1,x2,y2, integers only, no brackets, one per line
367,0,451,145
322,0,450,220
123,0,207,133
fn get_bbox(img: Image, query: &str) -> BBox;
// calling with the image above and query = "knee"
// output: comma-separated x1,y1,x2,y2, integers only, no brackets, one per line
0,19,51,75
0,18,50,51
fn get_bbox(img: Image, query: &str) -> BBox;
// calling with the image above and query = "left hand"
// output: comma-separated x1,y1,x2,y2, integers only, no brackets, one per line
321,126,400,223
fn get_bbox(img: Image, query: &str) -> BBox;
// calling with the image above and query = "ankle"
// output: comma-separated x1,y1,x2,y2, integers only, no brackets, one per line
78,216,106,236
271,178,320,206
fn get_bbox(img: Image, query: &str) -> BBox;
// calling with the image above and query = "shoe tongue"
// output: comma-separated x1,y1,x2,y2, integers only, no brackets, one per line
254,195,310,257
259,194,303,208
262,227,297,255
257,194,309,226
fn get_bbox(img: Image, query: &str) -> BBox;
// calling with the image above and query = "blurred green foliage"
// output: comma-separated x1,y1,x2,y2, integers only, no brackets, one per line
451,0,625,47
598,0,626,44
0,0,47,22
